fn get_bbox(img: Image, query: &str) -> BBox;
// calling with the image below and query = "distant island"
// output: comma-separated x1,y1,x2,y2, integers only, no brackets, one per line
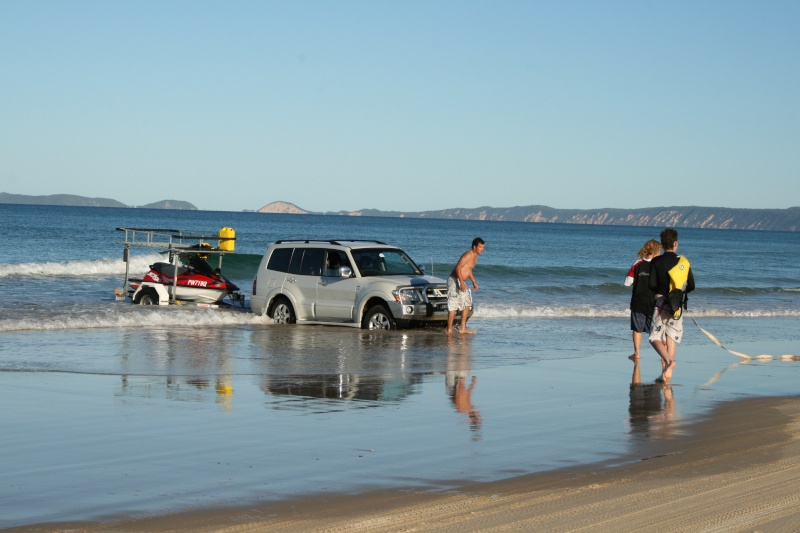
0,193,197,210
258,201,800,232
139,199,197,210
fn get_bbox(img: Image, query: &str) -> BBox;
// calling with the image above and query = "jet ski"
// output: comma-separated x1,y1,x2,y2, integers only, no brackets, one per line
128,252,241,306
116,227,242,307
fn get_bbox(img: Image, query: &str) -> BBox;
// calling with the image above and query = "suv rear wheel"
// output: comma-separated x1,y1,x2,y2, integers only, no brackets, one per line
270,297,296,324
362,304,396,330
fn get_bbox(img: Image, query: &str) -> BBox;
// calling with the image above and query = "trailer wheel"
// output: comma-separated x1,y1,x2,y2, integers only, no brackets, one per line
135,288,159,306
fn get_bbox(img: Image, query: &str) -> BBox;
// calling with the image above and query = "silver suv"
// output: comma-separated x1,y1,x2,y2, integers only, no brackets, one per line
251,240,460,329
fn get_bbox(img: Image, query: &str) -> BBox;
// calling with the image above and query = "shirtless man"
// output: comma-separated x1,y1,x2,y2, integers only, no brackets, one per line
446,237,485,334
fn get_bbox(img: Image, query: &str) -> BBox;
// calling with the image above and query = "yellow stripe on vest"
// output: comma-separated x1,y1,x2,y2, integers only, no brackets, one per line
668,256,690,292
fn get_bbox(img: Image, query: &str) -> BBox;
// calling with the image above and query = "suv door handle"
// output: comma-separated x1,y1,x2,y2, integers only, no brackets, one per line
320,280,328,286
287,276,296,283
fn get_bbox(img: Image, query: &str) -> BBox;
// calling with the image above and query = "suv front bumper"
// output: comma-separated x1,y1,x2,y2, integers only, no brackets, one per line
388,301,469,328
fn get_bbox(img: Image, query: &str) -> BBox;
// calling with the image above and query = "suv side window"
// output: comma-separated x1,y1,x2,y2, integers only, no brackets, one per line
352,250,379,276
267,247,293,273
288,248,325,276
324,249,352,277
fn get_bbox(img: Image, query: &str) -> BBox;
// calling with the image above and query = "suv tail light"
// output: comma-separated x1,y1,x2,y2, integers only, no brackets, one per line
252,277,257,296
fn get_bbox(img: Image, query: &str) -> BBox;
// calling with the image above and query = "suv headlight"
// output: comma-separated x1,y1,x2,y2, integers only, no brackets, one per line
393,288,422,304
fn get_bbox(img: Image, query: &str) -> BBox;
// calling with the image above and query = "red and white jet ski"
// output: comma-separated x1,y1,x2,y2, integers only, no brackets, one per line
117,227,242,307
129,252,240,306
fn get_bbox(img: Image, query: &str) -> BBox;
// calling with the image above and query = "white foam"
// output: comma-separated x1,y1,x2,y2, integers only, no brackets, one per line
471,304,800,320
2,302,797,333
473,304,626,319
0,307,272,332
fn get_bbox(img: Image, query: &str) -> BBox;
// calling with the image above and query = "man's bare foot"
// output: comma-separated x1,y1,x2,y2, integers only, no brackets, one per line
628,354,639,361
445,329,455,335
662,360,675,382
460,328,475,335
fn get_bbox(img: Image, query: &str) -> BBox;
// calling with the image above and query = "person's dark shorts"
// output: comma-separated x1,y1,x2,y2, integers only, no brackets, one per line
630,310,652,333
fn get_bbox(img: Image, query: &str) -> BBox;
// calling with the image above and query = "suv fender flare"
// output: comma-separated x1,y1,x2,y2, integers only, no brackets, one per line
268,290,298,315
357,294,394,322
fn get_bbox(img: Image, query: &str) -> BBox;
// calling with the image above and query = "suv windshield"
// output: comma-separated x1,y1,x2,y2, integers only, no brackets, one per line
351,248,422,277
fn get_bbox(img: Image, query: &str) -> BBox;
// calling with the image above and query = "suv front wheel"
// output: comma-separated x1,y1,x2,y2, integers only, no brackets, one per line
362,304,396,330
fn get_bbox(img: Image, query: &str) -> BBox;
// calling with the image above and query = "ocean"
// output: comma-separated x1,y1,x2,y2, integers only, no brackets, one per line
1,204,799,527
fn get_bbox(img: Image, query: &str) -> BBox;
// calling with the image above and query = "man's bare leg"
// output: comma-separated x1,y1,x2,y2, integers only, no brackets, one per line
629,331,641,361
459,307,474,334
662,337,677,382
446,310,457,334
650,338,673,382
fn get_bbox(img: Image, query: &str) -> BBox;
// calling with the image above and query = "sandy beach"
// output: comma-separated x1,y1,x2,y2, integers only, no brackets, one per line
9,394,800,532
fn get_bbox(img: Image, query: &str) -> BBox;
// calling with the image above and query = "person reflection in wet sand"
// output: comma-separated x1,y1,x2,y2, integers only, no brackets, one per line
446,335,482,439
628,358,675,439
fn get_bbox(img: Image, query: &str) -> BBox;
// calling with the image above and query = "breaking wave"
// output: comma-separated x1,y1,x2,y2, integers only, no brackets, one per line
0,253,165,279
1,253,263,284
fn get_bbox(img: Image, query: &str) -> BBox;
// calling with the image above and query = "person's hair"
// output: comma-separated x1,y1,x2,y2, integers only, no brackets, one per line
660,228,678,250
637,239,662,259
472,237,485,248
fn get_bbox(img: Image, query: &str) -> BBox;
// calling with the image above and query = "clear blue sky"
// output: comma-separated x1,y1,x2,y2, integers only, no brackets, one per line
2,0,798,212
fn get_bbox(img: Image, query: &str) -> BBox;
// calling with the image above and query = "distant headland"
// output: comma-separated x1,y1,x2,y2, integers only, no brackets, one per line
3,193,798,231
257,201,800,232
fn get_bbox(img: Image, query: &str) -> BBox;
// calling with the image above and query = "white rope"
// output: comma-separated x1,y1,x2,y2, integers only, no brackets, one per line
689,315,800,362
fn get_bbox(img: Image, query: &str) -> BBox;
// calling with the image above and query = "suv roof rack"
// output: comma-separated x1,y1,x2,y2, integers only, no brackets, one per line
274,239,387,246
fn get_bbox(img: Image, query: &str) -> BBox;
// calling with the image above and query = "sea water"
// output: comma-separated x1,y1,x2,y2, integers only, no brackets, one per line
1,204,799,526
2,204,798,332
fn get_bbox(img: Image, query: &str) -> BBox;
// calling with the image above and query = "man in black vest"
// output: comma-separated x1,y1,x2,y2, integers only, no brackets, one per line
648,228,695,383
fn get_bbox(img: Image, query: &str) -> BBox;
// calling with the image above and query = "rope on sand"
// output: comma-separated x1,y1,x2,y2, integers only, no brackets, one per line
689,315,800,362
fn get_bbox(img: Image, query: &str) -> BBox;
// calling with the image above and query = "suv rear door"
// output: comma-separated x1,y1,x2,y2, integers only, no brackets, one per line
285,247,325,320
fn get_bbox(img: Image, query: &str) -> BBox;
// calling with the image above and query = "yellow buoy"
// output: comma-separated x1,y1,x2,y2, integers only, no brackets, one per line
218,227,235,252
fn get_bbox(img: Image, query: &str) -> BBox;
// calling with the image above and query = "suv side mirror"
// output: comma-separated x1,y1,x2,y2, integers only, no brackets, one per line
418,264,426,274
339,266,353,278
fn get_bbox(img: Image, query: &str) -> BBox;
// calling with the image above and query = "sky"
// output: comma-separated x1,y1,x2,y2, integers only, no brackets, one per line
2,0,799,213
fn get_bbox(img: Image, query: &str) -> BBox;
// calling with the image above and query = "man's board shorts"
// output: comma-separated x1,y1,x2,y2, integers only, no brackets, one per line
630,310,652,333
447,275,472,312
649,298,684,344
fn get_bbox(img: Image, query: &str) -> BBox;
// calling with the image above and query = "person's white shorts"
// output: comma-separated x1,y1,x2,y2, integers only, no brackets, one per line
447,275,472,312
649,298,684,344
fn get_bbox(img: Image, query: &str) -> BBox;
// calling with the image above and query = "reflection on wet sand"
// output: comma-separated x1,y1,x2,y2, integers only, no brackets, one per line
111,325,487,424
446,334,482,439
628,359,675,439
248,326,486,416
117,326,238,408
248,328,436,407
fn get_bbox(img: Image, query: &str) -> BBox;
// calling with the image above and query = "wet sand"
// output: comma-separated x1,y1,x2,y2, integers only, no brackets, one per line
3,319,800,531
9,394,800,532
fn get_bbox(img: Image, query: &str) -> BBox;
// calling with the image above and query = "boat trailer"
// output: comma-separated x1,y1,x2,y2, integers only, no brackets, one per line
115,227,243,306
